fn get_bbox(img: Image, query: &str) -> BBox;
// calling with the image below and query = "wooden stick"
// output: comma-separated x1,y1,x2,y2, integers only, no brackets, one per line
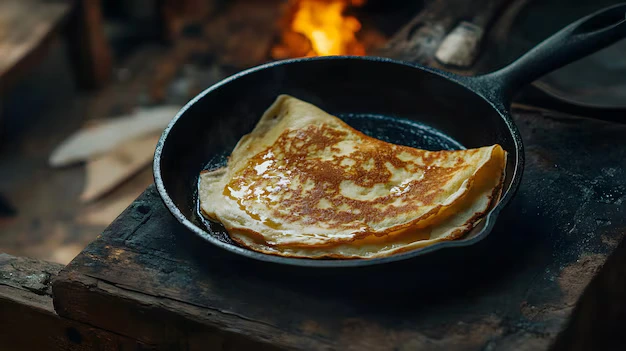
80,134,160,203
49,105,179,167
65,0,112,89
434,0,510,68
374,0,511,67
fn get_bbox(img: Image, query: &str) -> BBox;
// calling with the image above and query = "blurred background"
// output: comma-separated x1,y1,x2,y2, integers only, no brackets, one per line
0,0,623,264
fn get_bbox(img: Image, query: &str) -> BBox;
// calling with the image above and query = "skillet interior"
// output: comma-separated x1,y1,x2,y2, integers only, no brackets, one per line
154,56,521,267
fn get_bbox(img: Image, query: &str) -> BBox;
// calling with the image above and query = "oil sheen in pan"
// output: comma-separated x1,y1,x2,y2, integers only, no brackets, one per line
338,113,464,151
195,113,465,242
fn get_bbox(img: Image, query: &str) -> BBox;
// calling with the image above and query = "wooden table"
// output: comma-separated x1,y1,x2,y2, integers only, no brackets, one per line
3,106,616,350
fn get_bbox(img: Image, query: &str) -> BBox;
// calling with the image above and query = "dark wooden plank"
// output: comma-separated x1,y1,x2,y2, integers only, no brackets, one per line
53,106,626,350
0,253,150,350
551,241,626,351
0,253,63,300
65,0,112,89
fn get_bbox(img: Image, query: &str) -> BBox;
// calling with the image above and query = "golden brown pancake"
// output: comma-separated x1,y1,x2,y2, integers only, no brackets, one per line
199,95,507,258
226,143,505,258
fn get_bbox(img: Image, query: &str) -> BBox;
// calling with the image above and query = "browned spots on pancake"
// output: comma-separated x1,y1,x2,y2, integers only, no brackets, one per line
223,123,473,235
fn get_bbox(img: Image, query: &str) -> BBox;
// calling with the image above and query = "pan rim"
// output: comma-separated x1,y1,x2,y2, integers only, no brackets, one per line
153,55,524,268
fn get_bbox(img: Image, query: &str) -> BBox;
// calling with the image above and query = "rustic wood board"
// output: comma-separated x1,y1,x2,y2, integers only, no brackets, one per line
0,253,151,350
53,108,626,350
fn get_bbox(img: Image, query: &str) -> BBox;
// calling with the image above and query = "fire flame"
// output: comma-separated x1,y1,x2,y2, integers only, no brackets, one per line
273,0,366,58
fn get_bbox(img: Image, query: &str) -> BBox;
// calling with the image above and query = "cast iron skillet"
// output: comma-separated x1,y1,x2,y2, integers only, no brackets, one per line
154,4,626,268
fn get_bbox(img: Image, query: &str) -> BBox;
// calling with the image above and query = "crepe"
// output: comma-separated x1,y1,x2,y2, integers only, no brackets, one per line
199,95,507,259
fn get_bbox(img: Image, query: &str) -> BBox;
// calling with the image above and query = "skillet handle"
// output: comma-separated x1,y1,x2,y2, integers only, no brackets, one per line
474,3,626,106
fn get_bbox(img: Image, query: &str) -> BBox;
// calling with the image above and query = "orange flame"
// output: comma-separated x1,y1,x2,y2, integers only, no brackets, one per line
274,0,366,58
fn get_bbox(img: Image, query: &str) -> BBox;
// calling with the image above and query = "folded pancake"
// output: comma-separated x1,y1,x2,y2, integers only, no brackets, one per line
199,95,507,258
227,144,505,258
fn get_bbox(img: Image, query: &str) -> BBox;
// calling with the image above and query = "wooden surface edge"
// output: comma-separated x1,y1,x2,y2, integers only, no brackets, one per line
550,242,626,351
53,266,308,350
51,185,327,350
0,253,149,350
47,107,626,350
